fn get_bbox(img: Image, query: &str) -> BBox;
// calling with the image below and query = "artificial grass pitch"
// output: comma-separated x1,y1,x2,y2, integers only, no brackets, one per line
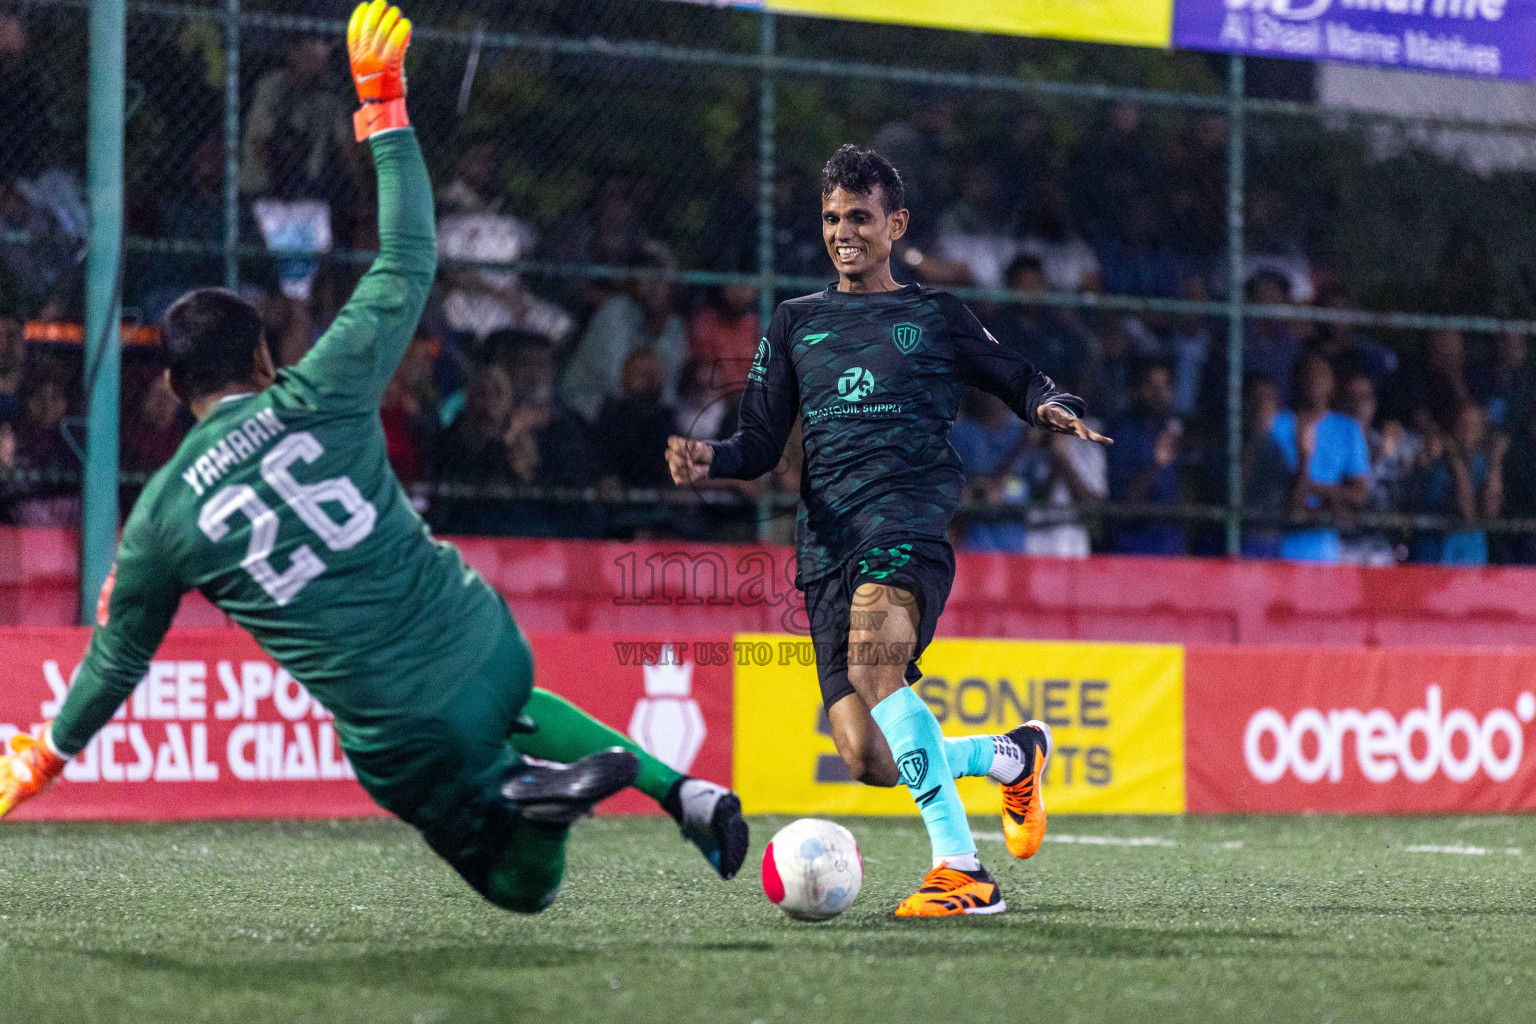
2,815,1534,1023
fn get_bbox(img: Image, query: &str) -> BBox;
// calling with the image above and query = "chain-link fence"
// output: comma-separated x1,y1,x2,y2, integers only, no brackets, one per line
6,0,1536,566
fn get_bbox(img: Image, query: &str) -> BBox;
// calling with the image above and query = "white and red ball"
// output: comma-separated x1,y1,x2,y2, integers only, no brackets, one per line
761,818,862,921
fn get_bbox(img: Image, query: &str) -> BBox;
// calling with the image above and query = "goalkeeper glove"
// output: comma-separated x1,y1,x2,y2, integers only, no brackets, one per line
0,729,67,820
348,0,413,142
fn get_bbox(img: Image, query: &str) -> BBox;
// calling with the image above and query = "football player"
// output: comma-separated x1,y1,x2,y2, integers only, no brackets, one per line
0,1,747,912
667,145,1111,916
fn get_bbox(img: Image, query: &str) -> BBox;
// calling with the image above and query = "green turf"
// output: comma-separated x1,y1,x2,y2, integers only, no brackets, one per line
2,814,1535,1023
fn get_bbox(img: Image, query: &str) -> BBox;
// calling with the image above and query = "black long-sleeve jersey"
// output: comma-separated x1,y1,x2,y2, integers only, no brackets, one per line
706,283,1085,584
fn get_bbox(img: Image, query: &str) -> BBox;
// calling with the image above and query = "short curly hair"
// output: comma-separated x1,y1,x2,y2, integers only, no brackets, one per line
821,144,905,214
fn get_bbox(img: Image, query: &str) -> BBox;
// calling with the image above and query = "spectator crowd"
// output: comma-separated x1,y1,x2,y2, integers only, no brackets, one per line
3,15,1536,566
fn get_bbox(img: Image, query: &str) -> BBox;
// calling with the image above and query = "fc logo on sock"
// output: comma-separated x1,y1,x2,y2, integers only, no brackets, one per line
897,750,929,788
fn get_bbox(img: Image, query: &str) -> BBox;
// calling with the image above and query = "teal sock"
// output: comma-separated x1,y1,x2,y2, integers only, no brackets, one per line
945,735,993,779
869,687,976,860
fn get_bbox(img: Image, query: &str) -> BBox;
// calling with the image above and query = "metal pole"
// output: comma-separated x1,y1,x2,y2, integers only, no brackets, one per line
755,11,776,543
223,0,240,289
756,12,776,333
81,0,126,623
1224,55,1246,559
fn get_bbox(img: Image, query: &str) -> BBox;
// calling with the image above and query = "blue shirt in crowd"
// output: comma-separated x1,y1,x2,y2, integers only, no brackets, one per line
1270,410,1370,562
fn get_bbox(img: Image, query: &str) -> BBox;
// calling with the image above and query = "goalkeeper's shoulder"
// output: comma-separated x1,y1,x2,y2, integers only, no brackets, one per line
122,455,194,552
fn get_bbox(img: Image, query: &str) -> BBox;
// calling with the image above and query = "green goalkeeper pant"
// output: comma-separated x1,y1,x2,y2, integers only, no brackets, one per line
346,615,681,913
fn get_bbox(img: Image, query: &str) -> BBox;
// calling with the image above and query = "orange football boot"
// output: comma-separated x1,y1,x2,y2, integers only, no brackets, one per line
893,863,1005,917
1001,720,1052,859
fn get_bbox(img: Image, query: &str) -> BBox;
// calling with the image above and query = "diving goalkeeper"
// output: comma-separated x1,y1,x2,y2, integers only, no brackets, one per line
0,2,747,913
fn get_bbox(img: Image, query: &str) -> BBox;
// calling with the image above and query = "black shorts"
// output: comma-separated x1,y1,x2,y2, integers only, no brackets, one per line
801,537,956,710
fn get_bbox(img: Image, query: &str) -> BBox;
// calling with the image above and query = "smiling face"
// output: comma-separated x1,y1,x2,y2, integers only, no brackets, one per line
821,186,907,287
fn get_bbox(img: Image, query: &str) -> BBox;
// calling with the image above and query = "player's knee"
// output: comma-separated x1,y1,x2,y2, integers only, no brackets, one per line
482,851,564,914
846,661,903,708
484,873,562,915
479,819,568,914
844,660,876,703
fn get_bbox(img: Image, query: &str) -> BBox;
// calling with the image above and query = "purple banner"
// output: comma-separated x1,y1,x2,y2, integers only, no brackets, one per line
1174,0,1536,80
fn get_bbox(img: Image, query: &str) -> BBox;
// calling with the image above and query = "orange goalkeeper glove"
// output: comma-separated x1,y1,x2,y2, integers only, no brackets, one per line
348,0,413,142
0,730,67,820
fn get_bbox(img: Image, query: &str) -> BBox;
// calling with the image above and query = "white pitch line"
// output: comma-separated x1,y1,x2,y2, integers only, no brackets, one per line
1404,844,1522,856
975,832,1178,848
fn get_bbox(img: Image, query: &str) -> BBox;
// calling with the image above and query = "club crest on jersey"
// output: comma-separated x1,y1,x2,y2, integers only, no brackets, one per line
892,322,923,354
897,749,929,788
837,367,876,402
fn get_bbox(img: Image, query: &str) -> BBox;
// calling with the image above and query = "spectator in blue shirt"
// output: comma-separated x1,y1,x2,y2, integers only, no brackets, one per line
1106,359,1186,555
1270,352,1369,562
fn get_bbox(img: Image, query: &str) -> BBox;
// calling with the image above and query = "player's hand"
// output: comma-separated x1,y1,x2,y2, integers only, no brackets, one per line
349,1,411,103
1038,403,1112,446
0,730,67,820
666,436,714,485
348,2,412,140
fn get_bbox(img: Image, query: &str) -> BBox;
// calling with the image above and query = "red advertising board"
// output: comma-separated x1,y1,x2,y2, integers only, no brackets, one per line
523,634,735,815
0,628,733,820
1186,645,1536,813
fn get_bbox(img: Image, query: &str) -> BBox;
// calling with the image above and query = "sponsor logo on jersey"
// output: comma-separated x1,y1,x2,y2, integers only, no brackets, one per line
836,366,876,402
892,322,923,354
801,331,833,347
805,402,903,424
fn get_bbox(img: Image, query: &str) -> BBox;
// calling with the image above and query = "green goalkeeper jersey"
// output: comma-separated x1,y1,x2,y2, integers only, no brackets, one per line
50,129,509,762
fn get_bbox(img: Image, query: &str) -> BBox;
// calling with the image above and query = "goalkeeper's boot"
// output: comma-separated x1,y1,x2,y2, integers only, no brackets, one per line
0,731,67,819
662,777,749,880
1001,719,1053,860
501,748,639,825
893,862,1006,918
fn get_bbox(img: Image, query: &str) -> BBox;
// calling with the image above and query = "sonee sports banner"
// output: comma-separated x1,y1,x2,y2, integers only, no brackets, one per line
733,635,1186,816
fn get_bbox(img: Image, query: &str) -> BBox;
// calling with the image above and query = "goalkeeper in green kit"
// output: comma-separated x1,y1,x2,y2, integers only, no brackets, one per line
0,1,747,913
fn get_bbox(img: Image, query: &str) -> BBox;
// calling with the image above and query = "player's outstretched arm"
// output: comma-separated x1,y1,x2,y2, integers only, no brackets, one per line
0,510,184,819
291,2,435,412
675,307,800,483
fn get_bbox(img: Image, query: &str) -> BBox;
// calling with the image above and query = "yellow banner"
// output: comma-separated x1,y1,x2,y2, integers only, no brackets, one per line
733,635,1185,815
770,0,1173,49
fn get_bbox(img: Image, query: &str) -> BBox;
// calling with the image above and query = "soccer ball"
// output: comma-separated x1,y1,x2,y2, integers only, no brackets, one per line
761,818,863,921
